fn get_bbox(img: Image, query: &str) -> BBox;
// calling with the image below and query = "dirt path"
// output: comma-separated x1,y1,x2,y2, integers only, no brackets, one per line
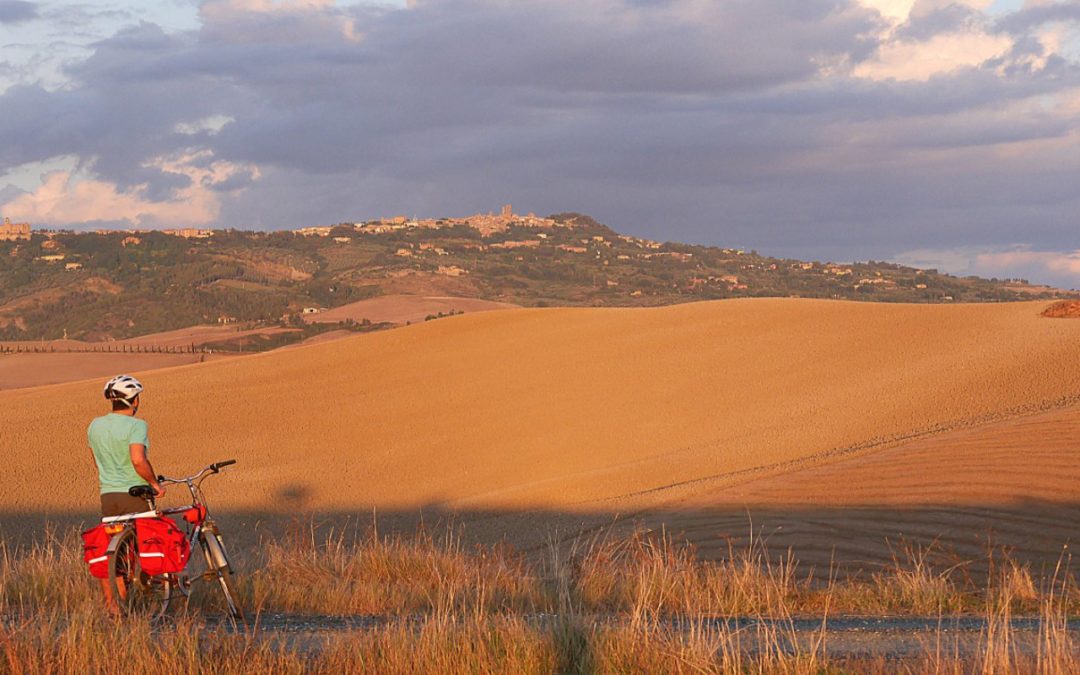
200,613,1080,661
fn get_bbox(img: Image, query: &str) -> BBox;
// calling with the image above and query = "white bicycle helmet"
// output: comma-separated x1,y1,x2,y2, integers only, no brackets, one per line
103,375,143,405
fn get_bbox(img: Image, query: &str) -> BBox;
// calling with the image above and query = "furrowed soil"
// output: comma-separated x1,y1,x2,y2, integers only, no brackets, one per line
1,298,1079,572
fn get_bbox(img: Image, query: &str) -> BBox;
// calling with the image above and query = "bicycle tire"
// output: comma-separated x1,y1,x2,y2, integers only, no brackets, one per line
107,527,173,617
200,533,244,621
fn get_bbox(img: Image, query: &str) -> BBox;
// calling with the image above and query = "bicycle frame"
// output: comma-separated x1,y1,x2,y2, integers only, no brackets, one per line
157,462,237,576
101,463,222,566
99,460,241,619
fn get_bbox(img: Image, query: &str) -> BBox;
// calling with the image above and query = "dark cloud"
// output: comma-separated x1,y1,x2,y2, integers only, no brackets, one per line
372,0,882,95
0,184,26,204
2,0,1080,285
0,1,37,24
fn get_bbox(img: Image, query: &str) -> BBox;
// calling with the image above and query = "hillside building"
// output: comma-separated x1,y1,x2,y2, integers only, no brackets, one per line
356,206,564,237
0,217,31,241
162,229,213,239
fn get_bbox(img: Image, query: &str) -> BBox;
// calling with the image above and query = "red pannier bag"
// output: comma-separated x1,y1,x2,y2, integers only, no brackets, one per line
81,525,111,579
135,517,190,576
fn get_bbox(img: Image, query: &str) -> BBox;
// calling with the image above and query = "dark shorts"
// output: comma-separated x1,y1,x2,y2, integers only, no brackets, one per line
100,492,150,517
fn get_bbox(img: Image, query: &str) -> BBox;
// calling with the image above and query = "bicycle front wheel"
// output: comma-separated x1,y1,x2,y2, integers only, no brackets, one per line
200,531,243,621
107,527,173,617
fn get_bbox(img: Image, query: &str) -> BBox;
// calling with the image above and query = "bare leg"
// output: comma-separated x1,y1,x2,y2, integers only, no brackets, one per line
100,577,127,615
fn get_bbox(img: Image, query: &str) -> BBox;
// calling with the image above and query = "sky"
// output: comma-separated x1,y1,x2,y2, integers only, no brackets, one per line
2,0,1080,287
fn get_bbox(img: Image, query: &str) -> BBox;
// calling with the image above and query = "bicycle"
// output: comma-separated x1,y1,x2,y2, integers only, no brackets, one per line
88,460,243,619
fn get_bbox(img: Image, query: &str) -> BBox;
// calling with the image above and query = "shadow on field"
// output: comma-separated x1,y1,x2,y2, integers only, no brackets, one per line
1,498,1077,580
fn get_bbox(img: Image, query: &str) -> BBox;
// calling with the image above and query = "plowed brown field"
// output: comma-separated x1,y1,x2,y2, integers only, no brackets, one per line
631,403,1080,571
0,352,215,391
2,299,1078,569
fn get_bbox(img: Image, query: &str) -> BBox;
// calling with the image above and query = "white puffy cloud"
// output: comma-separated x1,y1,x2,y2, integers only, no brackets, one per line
855,31,1012,80
174,115,235,136
976,247,1080,278
2,151,259,227
852,0,1030,80
859,0,917,22
895,245,1080,288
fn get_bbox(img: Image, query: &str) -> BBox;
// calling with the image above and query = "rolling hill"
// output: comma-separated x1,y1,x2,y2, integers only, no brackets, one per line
2,298,1079,571
1,212,1074,344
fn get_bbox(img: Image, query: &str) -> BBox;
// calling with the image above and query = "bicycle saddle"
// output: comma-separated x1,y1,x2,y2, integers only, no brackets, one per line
128,485,156,500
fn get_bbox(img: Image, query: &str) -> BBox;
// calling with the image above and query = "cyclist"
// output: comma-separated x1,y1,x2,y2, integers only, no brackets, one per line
88,375,166,611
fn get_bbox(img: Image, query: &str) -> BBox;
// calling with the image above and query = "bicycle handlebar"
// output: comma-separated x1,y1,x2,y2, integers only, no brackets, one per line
158,459,238,485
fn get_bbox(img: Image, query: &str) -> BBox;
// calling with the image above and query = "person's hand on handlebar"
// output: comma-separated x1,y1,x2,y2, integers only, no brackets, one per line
153,482,166,498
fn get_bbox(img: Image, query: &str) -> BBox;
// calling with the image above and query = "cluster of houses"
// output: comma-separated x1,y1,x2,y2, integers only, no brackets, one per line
327,205,569,238
0,218,31,241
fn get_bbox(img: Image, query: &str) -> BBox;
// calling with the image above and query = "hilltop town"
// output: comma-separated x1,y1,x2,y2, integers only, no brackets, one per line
3,205,558,241
0,217,31,241
0,207,1073,342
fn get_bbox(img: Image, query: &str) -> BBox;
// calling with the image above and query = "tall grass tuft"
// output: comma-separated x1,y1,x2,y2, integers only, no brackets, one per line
0,526,97,614
573,526,805,618
248,519,550,616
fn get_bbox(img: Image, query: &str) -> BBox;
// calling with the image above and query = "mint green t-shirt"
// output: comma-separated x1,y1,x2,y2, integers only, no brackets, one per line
88,413,150,495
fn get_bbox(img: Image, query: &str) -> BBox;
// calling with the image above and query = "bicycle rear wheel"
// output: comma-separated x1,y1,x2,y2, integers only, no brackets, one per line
107,527,174,617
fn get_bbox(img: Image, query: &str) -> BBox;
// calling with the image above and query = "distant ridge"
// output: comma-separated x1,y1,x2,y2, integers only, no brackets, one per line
1,209,1075,341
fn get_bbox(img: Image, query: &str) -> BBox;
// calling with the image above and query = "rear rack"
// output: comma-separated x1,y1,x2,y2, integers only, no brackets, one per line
100,509,160,523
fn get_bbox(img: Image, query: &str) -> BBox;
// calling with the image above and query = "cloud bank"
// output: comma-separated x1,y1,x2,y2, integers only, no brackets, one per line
2,0,1080,285
0,1,37,25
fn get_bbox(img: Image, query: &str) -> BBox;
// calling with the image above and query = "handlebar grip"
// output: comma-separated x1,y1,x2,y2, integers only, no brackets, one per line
211,459,237,472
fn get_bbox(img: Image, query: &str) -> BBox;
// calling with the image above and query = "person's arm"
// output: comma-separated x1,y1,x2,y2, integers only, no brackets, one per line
129,444,165,497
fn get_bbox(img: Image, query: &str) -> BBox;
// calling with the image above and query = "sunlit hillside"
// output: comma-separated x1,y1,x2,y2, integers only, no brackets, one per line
2,299,1079,568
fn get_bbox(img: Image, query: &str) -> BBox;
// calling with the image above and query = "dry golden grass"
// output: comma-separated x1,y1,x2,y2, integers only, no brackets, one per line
6,525,1076,619
0,527,1077,674
247,521,550,615
1,612,1074,675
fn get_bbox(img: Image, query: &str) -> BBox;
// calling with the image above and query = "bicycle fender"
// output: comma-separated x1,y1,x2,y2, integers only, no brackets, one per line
105,529,131,556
